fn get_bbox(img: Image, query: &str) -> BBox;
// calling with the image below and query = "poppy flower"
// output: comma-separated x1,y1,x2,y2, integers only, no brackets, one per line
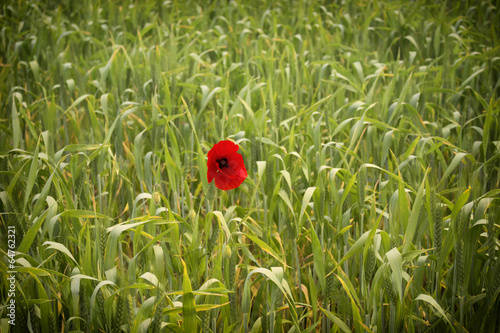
207,140,247,190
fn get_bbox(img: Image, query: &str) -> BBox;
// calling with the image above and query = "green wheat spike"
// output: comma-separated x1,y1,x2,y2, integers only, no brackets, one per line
18,304,28,332
458,211,468,292
47,130,54,163
49,309,57,332
202,310,211,333
80,284,89,331
275,101,282,129
127,294,135,328
229,245,238,323
343,193,351,214
113,294,124,333
487,209,496,267
99,221,107,265
251,137,258,168
265,159,273,196
90,157,98,187
228,291,237,326
206,181,216,203
322,183,329,219
150,50,158,92
49,177,57,200
366,246,376,284
29,303,40,333
145,283,151,300
326,264,334,303
229,245,237,285
4,191,13,215
97,289,106,324
215,113,222,138
493,259,500,298
150,296,164,333
76,165,87,205
431,188,442,258
412,204,425,244
384,271,397,305
6,193,25,248
390,236,397,250
456,238,465,292
207,219,219,255
126,180,135,215
261,308,269,333
31,224,39,251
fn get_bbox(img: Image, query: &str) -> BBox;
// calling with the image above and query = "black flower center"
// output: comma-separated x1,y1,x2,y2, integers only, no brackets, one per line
216,158,229,169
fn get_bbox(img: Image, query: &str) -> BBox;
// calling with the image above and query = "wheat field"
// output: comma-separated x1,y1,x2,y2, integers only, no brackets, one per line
0,0,499,332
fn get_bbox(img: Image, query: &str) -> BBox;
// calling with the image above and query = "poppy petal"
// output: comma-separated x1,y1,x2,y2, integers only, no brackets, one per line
219,152,245,179
207,159,218,183
238,166,248,179
214,170,246,190
206,140,247,190
214,140,239,156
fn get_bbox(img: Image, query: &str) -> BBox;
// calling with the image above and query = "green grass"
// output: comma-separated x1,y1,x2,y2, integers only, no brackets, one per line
1,0,499,332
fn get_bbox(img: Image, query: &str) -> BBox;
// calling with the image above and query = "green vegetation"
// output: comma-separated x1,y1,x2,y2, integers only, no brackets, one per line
1,0,499,332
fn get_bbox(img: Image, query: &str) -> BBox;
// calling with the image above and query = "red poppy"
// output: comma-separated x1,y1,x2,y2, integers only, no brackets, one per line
207,140,247,190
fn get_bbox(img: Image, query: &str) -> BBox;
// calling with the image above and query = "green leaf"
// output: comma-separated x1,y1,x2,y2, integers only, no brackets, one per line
11,92,22,149
181,260,197,333
43,241,78,265
242,268,299,329
397,169,410,231
437,153,470,188
29,165,57,224
338,230,372,267
90,280,117,322
244,233,287,267
182,97,208,190
199,86,223,117
64,94,93,114
16,267,51,277
18,207,49,254
277,189,295,216
402,169,428,252
381,130,394,165
23,138,40,211
386,247,403,302
450,187,471,225
299,187,317,228
105,219,170,269
321,308,351,333
415,294,455,332
310,226,325,293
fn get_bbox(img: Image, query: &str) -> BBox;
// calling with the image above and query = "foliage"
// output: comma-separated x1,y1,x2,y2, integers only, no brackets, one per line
1,0,499,332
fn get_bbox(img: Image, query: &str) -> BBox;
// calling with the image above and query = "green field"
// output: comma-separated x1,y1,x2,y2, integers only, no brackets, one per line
1,0,499,332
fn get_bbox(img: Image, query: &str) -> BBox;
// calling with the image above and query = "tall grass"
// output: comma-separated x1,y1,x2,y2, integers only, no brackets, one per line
1,0,499,332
